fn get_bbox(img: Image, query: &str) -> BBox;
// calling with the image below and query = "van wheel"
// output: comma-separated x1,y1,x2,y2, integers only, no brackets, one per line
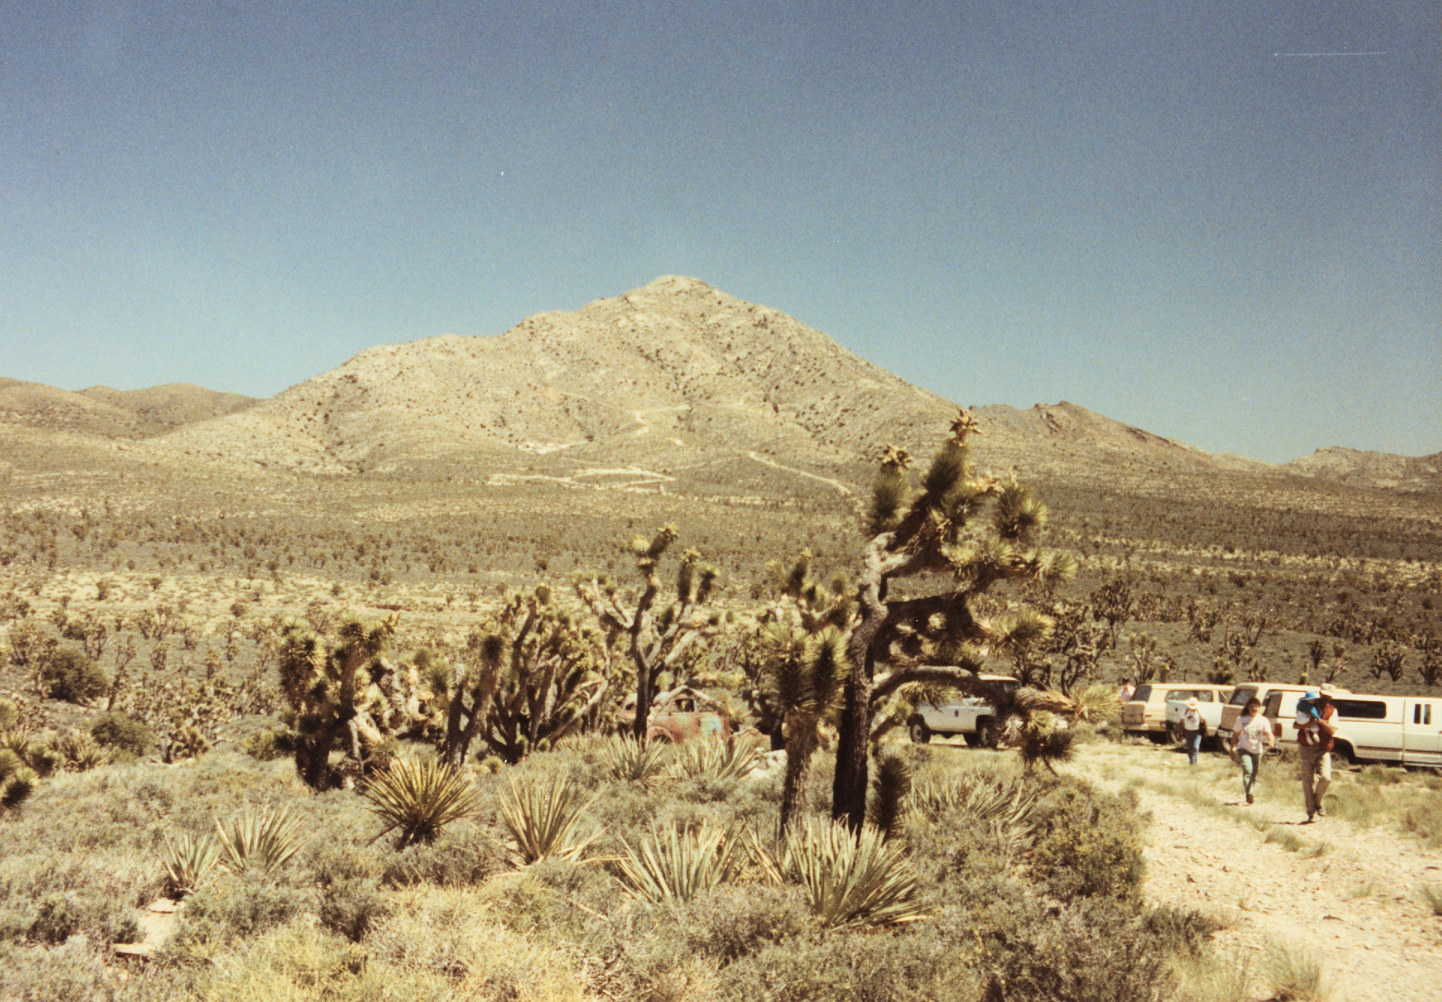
1332,742,1356,766
908,720,931,744
962,733,982,748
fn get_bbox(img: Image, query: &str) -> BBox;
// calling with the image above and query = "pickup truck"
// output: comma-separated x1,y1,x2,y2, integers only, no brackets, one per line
907,675,1019,748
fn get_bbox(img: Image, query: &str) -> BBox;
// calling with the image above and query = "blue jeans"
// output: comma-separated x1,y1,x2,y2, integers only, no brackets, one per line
1239,751,1260,800
1184,730,1202,765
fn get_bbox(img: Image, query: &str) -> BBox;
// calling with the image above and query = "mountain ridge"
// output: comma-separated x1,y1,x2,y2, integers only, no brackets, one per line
0,278,1432,495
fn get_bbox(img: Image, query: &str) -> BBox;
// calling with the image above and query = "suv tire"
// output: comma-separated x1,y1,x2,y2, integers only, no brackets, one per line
908,719,931,744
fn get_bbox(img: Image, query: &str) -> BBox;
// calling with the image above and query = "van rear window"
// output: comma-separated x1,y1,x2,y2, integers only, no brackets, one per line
1333,699,1388,720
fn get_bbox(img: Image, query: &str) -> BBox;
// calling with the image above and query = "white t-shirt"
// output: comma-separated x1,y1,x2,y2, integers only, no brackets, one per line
1232,713,1272,754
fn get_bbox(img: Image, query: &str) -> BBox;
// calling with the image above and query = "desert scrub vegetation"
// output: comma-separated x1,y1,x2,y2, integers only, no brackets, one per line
0,735,1222,1002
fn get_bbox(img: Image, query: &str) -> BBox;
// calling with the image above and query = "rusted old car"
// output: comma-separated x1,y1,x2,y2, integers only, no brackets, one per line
620,685,735,743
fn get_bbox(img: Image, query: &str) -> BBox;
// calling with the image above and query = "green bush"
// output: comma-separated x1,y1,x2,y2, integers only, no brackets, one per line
312,846,388,942
1030,778,1145,902
176,873,309,945
968,895,1175,1002
88,712,154,760
380,829,504,888
37,648,107,705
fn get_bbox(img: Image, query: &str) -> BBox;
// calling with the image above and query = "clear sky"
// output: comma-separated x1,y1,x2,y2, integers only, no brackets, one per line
2,1,1437,463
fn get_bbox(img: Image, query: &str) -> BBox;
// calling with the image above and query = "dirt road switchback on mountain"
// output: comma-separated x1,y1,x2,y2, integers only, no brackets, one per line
1067,742,1442,1002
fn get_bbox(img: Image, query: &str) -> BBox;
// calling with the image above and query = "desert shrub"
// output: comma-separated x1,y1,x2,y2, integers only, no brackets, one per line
88,712,153,760
313,847,388,943
175,872,309,945
239,724,296,762
26,892,80,944
712,925,979,1002
37,648,107,705
968,894,1175,1002
669,882,812,965
1143,903,1225,956
380,827,505,888
470,858,612,939
1030,777,1145,902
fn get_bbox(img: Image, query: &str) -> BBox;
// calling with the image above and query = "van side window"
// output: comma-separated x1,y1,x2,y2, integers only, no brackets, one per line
1263,692,1282,717
1197,692,1213,702
1333,699,1386,720
1417,704,1433,726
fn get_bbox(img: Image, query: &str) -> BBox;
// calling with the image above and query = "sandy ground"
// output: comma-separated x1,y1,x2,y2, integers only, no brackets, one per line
1064,741,1442,1002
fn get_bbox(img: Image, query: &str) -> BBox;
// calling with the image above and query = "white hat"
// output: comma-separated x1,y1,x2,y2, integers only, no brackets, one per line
1186,697,1199,710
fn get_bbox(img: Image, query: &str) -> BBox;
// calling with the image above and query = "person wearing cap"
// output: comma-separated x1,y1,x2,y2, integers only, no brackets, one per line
1296,687,1338,822
1180,697,1205,765
1228,695,1275,804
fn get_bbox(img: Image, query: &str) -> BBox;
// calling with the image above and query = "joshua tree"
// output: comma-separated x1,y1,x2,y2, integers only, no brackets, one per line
464,586,618,763
758,620,846,835
575,526,718,741
831,411,1076,829
277,617,396,790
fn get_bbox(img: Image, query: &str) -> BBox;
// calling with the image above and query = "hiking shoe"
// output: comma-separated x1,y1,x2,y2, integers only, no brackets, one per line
1246,794,1254,804
1303,813,1314,824
1315,807,1325,818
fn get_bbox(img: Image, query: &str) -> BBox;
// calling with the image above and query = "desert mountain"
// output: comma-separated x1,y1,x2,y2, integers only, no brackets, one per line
1,278,1430,501
1285,447,1442,494
0,378,256,439
148,276,1223,482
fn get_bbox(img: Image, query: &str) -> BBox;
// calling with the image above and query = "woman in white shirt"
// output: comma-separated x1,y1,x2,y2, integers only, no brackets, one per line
1229,696,1276,804
1180,697,1205,765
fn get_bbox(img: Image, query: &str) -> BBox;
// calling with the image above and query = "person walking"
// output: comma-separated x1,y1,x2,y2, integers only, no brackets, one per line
1180,697,1205,765
1296,688,1337,823
1228,696,1275,804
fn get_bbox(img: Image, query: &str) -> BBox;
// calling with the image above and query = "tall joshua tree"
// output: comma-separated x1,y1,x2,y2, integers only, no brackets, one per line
575,525,718,741
831,411,1077,829
758,619,847,835
278,617,395,790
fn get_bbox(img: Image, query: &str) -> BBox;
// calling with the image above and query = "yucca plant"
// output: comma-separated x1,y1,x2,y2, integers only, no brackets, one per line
55,730,109,772
0,749,36,814
671,734,764,783
162,831,221,897
498,775,600,865
215,806,308,876
910,772,1039,833
361,757,481,851
615,823,746,903
1016,714,1075,773
600,734,671,783
751,817,930,930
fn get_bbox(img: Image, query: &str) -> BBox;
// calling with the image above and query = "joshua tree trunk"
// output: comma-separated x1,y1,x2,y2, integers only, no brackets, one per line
780,723,820,836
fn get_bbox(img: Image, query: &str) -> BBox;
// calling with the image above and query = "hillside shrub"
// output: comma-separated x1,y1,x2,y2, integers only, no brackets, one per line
88,711,154,760
1030,778,1145,902
37,648,107,705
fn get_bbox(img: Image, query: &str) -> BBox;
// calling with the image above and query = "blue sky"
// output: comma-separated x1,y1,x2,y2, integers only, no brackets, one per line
2,1,1437,463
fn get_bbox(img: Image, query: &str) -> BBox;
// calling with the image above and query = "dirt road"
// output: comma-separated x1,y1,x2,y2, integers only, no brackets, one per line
1066,743,1442,1002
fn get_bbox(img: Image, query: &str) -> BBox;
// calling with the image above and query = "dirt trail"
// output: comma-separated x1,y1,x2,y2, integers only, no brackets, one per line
1067,744,1442,1002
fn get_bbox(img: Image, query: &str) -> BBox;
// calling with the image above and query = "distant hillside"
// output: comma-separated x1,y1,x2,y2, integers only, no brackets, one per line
0,378,256,439
1286,447,1442,494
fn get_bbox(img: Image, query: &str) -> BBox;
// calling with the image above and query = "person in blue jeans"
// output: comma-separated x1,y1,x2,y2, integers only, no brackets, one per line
1228,696,1275,804
1179,697,1205,764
